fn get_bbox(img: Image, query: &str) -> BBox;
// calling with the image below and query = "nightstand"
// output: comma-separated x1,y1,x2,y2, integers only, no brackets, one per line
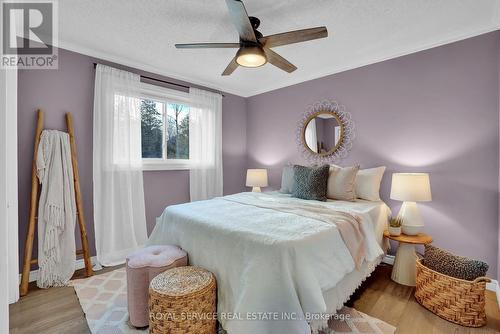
383,231,432,286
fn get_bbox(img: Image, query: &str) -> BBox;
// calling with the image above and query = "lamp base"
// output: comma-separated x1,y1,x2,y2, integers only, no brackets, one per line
251,187,261,193
397,201,424,235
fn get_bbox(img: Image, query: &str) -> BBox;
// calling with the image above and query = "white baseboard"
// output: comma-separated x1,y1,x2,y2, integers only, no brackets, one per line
19,256,98,283
486,279,500,306
382,254,499,306
382,254,395,265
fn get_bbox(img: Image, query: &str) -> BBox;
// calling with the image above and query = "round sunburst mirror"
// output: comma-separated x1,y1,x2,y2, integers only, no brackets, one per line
296,100,355,163
302,111,344,156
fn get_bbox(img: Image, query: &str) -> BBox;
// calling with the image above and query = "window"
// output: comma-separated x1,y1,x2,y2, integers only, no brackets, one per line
140,99,164,159
138,84,192,170
166,103,190,159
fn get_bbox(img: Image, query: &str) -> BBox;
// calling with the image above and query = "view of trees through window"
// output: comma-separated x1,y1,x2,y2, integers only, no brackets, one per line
166,103,189,159
141,99,163,158
140,99,189,159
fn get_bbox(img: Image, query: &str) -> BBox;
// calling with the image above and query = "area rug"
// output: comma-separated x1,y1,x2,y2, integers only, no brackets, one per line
71,267,395,334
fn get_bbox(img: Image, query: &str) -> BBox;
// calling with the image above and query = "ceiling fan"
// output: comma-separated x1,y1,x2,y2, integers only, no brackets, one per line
175,0,328,76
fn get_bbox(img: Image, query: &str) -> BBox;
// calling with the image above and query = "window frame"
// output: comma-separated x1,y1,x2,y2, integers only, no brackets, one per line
138,82,192,171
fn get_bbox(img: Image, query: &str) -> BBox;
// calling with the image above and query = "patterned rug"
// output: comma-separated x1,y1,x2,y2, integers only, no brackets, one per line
71,268,395,334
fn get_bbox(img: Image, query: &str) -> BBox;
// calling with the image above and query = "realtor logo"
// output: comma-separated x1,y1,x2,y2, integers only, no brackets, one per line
1,0,58,69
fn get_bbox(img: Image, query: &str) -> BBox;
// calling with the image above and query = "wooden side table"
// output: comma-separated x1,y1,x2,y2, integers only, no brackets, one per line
383,231,432,286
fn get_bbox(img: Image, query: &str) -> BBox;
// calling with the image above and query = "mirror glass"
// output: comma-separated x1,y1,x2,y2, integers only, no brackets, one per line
303,112,343,155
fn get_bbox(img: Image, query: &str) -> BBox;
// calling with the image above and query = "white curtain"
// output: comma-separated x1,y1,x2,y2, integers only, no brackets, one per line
189,88,223,201
305,118,318,153
93,65,147,266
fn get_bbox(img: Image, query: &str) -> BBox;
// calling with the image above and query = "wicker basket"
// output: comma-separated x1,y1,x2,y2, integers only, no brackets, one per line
149,266,217,334
415,259,491,327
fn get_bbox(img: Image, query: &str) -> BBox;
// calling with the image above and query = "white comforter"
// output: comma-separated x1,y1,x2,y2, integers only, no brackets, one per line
148,192,388,334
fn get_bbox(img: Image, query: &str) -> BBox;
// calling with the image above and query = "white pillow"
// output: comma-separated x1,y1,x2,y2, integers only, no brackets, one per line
280,164,295,194
327,164,360,201
355,166,386,201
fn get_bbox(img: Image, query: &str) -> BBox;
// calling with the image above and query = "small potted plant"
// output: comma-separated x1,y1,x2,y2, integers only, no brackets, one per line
388,216,402,236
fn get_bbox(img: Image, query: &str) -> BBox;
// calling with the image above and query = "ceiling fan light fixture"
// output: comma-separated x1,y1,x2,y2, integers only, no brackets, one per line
236,46,267,67
175,0,328,75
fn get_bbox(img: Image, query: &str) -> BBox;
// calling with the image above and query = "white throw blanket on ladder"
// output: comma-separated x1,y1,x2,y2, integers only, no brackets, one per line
36,130,76,288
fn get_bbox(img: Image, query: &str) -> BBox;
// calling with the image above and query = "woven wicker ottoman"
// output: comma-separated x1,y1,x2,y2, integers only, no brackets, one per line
126,245,188,327
149,266,217,334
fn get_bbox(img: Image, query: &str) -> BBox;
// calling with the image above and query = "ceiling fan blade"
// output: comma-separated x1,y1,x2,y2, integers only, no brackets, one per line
222,57,239,76
175,43,240,49
263,48,297,73
225,0,257,42
260,27,328,48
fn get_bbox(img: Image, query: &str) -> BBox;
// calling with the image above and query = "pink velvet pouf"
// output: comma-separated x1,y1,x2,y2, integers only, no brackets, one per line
126,245,188,327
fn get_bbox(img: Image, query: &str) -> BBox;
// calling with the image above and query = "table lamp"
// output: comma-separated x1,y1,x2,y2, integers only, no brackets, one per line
390,173,432,235
246,169,268,192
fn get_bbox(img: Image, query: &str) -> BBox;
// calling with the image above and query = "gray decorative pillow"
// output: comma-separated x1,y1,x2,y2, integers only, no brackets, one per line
291,165,330,201
423,245,489,281
280,165,295,194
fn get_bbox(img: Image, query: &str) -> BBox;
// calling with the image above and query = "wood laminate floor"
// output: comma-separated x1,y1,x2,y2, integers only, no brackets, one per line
9,264,500,333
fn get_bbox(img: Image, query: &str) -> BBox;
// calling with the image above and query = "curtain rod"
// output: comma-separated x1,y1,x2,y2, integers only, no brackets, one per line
92,63,225,97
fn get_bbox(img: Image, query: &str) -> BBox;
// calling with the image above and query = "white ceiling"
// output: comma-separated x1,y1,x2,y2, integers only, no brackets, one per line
57,0,500,97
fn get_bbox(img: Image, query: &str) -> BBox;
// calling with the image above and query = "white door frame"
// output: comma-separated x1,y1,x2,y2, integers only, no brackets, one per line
0,67,19,333
6,68,19,304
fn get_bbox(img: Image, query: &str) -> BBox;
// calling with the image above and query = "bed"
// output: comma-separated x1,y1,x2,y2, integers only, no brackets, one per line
148,191,391,334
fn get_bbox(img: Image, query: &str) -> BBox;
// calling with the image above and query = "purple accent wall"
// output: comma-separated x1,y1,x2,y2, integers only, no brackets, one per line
247,31,500,277
17,47,247,270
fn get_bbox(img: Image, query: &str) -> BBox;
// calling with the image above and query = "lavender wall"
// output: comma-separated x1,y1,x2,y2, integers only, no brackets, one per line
247,31,500,277
17,47,247,269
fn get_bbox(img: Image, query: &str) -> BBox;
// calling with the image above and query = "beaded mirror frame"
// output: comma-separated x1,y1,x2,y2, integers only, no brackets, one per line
296,100,355,164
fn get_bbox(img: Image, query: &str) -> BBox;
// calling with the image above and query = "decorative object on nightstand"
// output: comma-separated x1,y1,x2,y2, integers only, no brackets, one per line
246,168,268,192
383,230,432,286
390,173,432,235
388,216,402,236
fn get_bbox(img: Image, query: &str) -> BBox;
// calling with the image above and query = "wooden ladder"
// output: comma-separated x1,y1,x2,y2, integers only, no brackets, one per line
20,109,93,296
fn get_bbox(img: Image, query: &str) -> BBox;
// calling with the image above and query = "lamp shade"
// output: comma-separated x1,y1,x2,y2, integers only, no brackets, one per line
236,46,267,67
390,173,432,202
246,169,268,187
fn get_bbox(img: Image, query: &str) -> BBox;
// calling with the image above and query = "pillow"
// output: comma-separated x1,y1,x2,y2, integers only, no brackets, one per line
280,165,295,194
326,164,360,201
423,245,489,281
355,166,386,201
291,165,330,201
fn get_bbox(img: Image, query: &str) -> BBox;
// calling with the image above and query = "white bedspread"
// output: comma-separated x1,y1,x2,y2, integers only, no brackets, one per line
148,192,389,334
